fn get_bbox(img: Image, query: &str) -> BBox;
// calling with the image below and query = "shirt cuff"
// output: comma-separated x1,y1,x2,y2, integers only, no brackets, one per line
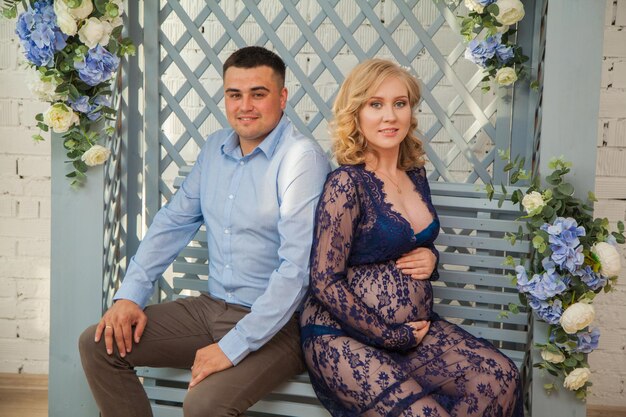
113,281,153,309
218,329,251,366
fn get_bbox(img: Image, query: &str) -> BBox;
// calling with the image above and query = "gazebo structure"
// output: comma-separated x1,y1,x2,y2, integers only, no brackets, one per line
48,1,605,416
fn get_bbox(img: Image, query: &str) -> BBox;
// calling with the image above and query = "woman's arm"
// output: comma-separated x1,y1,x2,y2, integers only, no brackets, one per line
309,169,418,351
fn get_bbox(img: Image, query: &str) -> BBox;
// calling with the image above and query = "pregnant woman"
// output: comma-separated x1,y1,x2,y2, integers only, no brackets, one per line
300,59,522,417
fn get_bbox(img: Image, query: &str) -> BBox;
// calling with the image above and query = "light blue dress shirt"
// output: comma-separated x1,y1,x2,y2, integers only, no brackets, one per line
114,115,331,365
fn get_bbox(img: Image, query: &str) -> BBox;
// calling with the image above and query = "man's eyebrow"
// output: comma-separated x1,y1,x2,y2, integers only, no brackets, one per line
224,86,270,93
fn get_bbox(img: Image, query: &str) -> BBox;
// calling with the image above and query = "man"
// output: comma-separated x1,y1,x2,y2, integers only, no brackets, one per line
79,46,331,417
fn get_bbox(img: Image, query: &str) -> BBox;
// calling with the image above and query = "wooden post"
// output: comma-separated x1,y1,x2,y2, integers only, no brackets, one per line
533,0,605,416
49,133,102,417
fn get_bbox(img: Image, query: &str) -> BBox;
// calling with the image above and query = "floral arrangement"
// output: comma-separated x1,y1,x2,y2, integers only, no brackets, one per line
3,0,134,185
451,0,530,90
488,153,625,400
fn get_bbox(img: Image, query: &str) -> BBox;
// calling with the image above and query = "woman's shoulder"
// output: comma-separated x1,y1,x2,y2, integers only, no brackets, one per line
323,164,365,191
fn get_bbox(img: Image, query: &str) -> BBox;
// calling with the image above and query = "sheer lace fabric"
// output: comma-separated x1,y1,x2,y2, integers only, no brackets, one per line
301,165,522,417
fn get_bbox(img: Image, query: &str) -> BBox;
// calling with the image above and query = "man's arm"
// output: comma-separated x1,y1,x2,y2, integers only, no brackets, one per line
96,140,209,356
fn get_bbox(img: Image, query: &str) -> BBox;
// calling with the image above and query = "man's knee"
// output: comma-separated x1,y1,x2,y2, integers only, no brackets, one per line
78,324,103,370
183,381,244,417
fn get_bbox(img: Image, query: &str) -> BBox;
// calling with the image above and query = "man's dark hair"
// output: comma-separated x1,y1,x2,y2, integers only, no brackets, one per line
223,46,286,86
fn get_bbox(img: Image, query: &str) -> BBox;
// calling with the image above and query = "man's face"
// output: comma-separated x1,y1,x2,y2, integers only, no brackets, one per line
224,65,287,150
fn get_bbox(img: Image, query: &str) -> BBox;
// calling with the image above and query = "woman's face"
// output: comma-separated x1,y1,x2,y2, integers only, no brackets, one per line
358,76,412,155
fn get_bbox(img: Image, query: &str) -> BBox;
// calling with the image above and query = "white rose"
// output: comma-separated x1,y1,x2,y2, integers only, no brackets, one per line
53,0,78,36
464,0,485,13
563,367,591,391
67,0,93,20
109,16,123,28
560,302,595,334
81,145,111,166
28,73,67,102
593,242,622,277
43,103,79,133
78,17,113,49
496,24,510,33
495,0,525,25
521,191,545,213
495,67,518,86
541,349,565,364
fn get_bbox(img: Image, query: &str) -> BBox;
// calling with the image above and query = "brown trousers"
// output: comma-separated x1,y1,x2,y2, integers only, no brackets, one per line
78,294,305,417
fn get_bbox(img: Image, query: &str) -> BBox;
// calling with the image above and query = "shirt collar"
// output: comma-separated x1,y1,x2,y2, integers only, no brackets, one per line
220,114,289,160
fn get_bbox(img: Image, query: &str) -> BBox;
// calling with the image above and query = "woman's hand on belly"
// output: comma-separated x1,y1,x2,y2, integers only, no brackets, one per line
407,320,431,344
396,247,437,280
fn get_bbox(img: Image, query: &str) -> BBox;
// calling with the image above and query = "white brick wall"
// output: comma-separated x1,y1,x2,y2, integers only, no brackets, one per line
1,0,625,407
0,17,51,375
587,0,626,407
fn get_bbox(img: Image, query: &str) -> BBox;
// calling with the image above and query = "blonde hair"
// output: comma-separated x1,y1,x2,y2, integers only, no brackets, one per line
331,59,425,170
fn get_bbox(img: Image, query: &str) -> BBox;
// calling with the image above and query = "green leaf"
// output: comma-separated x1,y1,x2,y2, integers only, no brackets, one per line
486,183,495,201
532,235,545,249
32,134,45,142
486,3,500,15
557,183,574,196
508,303,520,314
35,113,44,122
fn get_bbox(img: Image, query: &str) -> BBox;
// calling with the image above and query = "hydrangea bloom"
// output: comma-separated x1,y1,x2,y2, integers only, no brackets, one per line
464,34,502,68
541,217,585,273
528,297,563,325
476,0,497,5
574,265,608,291
75,44,120,86
515,259,568,300
574,328,600,353
495,43,514,64
15,0,67,67
69,95,110,121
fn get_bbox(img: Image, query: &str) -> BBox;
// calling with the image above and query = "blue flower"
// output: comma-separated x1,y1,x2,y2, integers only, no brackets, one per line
75,45,120,87
15,0,67,67
495,43,514,64
574,265,607,291
68,96,91,114
574,328,600,353
541,217,586,273
464,34,502,68
476,0,497,5
528,297,563,325
68,95,111,121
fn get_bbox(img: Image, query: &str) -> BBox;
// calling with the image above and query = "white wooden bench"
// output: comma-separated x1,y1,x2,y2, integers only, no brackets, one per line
136,169,533,416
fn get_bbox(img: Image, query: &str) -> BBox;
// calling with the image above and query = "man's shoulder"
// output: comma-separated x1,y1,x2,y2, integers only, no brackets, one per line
279,121,327,157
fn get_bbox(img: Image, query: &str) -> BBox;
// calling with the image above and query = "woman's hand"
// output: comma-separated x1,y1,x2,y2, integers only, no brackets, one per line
407,320,430,344
396,247,437,280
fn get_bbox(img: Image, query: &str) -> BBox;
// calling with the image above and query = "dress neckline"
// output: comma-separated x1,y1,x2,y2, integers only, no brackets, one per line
358,165,436,237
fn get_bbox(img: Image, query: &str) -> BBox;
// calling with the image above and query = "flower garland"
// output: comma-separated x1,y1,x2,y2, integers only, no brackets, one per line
3,0,134,185
489,153,625,399
453,0,529,90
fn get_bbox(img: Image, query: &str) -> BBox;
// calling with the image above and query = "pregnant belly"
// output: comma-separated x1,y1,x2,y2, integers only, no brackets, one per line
347,260,433,325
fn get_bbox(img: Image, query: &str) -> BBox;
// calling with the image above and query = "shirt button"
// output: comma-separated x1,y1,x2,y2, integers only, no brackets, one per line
225,264,231,269
224,228,230,234
239,161,245,166
228,194,234,199
226,292,233,298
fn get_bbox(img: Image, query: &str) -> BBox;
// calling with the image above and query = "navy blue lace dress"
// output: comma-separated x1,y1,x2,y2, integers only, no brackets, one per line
300,165,522,417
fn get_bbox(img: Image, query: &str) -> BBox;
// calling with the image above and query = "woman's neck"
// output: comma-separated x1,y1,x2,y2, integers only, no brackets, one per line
364,150,400,176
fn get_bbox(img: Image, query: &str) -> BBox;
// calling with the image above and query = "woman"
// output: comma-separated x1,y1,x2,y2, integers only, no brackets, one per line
300,59,522,417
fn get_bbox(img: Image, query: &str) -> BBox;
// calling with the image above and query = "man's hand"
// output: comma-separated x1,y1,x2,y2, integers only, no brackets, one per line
407,320,431,344
189,344,233,389
95,299,147,357
396,247,437,280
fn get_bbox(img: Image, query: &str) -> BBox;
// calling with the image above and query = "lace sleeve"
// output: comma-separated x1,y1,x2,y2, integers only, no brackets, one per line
417,167,440,281
310,169,417,351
